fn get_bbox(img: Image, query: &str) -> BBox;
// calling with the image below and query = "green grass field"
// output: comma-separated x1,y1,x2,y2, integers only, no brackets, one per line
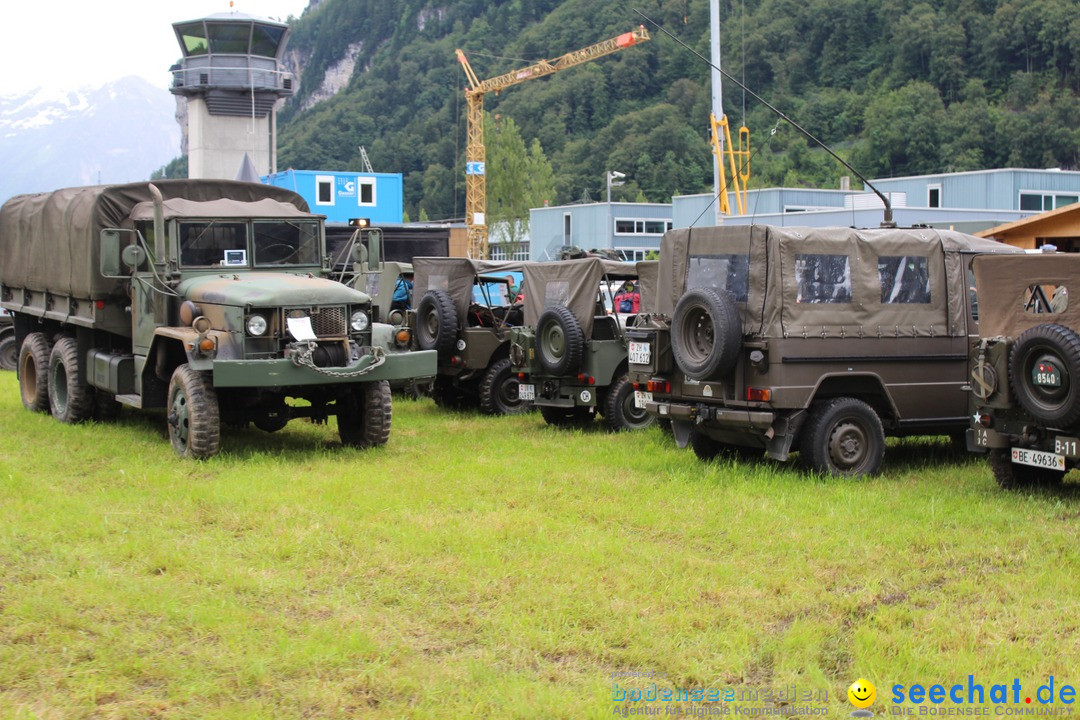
1,371,1078,719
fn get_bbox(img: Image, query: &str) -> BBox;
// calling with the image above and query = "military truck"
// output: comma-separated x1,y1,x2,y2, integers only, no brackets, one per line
628,225,1020,476
0,180,435,458
411,257,528,414
0,308,14,370
968,252,1080,488
509,257,658,430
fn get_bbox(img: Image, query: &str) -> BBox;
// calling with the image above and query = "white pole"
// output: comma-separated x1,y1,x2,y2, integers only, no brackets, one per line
710,0,724,224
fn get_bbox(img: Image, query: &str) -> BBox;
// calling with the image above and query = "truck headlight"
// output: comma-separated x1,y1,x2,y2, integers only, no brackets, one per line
246,313,268,336
350,310,369,332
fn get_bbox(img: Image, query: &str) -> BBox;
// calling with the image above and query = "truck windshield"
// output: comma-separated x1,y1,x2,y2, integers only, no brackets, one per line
253,220,320,266
179,221,248,267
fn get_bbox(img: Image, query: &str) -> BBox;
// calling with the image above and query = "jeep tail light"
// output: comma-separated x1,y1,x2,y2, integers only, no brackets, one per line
518,372,525,380
978,413,993,428
588,376,596,385
746,387,772,402
647,380,670,393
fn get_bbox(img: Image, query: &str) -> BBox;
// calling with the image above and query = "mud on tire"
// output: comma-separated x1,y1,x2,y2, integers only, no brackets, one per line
48,336,94,423
18,332,52,412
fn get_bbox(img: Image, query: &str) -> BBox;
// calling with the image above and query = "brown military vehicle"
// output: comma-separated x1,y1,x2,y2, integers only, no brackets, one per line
628,224,1020,476
968,252,1080,488
411,257,528,414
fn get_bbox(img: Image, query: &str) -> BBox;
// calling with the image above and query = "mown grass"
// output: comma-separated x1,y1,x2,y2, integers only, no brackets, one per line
1,370,1079,719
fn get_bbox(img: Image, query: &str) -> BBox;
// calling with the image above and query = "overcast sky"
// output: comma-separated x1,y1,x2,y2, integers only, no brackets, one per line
0,0,311,96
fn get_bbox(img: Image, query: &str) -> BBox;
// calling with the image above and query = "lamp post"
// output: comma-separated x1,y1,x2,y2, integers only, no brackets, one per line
606,170,625,203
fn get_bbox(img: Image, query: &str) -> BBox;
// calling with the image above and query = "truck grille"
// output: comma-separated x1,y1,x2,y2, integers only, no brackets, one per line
310,307,347,337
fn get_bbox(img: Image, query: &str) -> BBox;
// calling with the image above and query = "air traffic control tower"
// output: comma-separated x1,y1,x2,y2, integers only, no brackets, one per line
169,12,295,180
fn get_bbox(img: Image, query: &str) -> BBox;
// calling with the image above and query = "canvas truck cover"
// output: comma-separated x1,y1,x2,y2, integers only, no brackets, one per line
656,224,1020,338
973,253,1080,338
636,260,658,314
411,257,525,323
522,257,638,337
0,179,310,300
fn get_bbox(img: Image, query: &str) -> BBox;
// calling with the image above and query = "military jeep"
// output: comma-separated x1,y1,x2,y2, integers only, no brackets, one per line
628,225,1020,476
411,257,529,414
968,252,1080,488
509,257,658,430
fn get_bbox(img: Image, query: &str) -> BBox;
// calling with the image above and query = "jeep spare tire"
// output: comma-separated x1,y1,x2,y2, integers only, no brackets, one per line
1009,323,1080,427
671,288,742,380
537,305,584,375
416,289,458,359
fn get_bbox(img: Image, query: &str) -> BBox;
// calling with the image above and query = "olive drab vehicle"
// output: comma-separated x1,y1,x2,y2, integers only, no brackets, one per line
627,225,1021,476
509,258,658,431
968,252,1080,488
411,257,529,414
0,180,436,459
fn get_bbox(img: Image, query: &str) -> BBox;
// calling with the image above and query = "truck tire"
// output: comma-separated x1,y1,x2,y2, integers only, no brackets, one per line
479,358,530,415
800,397,885,477
18,332,51,412
0,334,16,371
338,380,392,448
1008,323,1080,428
671,288,742,380
167,364,221,459
416,290,458,359
536,305,584,376
540,404,592,428
603,374,654,431
988,448,1064,489
48,337,94,423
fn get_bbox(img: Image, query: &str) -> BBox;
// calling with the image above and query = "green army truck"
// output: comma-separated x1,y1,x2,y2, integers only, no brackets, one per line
0,180,436,458
509,257,658,430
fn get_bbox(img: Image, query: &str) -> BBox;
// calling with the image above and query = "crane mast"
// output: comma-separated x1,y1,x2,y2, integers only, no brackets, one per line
456,26,650,259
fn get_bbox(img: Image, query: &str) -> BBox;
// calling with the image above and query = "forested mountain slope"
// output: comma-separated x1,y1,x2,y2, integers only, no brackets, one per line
277,0,1079,220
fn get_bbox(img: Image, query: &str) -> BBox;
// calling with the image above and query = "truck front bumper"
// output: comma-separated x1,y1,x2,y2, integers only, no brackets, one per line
211,348,437,388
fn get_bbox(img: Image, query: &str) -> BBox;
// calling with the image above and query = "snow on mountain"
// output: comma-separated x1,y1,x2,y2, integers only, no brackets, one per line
0,76,180,203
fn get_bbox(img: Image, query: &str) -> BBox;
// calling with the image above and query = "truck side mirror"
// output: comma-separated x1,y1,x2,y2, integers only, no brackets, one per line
366,228,382,269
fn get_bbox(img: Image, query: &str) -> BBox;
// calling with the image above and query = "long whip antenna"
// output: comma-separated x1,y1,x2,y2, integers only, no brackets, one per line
633,8,895,228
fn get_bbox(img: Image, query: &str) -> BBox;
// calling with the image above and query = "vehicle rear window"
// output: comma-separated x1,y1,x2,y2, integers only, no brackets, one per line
795,254,851,303
544,280,570,308
879,256,931,304
687,254,749,302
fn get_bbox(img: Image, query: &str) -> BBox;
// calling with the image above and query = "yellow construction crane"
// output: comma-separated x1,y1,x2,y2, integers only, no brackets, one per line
455,26,650,259
710,113,750,216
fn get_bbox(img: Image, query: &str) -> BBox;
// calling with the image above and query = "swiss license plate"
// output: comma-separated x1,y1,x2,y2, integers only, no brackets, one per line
634,390,652,409
628,341,651,365
518,383,535,401
1012,447,1065,471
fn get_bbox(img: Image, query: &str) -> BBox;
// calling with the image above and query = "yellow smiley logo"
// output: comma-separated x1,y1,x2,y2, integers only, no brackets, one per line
848,678,877,709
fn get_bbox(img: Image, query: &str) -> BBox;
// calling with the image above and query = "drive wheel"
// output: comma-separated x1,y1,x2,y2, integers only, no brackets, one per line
48,336,94,423
479,358,529,415
800,397,885,477
167,364,221,459
603,374,654,431
536,305,584,375
1009,323,1080,428
0,335,16,371
338,380,392,448
18,332,51,412
416,290,458,359
540,405,592,428
671,288,742,380
988,448,1065,489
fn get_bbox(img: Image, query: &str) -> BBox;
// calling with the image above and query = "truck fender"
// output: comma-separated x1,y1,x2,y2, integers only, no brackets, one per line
806,372,899,423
